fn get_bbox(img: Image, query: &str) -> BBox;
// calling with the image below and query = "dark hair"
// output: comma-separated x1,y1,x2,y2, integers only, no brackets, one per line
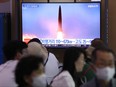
91,38,106,48
3,40,27,60
15,55,44,87
63,47,86,78
28,38,42,44
92,47,116,63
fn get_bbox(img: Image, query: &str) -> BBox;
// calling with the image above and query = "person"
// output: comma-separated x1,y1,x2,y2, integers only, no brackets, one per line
81,61,96,82
85,38,106,62
81,47,116,87
15,55,47,87
81,38,106,82
0,40,28,87
51,47,86,87
27,38,60,85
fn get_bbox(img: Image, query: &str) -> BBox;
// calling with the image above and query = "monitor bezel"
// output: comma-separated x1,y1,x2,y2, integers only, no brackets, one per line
20,2,101,48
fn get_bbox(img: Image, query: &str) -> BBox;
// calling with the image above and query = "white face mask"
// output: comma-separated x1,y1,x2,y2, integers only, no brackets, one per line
96,67,115,81
32,74,47,87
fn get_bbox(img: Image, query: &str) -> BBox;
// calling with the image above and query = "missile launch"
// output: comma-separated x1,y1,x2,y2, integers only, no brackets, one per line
57,5,63,39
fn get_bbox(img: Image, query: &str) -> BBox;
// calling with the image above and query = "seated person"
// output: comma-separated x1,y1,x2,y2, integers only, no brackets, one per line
0,40,28,87
81,47,116,87
51,47,85,87
86,38,106,63
15,55,47,87
27,38,60,84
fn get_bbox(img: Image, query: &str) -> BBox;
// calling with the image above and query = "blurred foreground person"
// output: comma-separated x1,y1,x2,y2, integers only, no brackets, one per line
81,47,116,87
15,55,47,87
27,38,59,84
0,40,28,87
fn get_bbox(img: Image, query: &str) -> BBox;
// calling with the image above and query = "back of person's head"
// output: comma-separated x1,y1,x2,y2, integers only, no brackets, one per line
3,40,28,61
28,38,42,44
27,42,48,60
92,47,116,63
91,38,106,48
85,46,95,59
28,38,48,54
63,47,86,78
15,55,44,87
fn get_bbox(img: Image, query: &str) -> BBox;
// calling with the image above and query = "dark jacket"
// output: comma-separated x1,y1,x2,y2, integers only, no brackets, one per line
81,63,96,81
80,78,116,87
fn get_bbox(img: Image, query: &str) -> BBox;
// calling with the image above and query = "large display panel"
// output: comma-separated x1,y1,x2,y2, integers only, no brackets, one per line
22,2,100,47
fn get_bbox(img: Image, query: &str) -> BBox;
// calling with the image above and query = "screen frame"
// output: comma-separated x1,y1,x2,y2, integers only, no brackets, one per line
20,2,101,48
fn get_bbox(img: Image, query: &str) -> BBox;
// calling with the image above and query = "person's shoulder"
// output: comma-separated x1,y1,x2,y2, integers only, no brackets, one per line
0,63,6,70
48,52,58,61
54,71,71,79
51,71,75,87
60,71,72,77
0,60,17,68
0,60,18,72
49,52,55,57
51,71,73,84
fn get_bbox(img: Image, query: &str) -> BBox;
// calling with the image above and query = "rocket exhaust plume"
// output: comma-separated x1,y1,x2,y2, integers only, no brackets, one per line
57,5,63,39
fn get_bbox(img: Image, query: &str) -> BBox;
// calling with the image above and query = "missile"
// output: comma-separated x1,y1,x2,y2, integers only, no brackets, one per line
57,5,63,39
58,5,62,32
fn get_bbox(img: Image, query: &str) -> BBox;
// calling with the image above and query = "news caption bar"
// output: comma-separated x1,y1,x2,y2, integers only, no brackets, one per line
40,39,93,45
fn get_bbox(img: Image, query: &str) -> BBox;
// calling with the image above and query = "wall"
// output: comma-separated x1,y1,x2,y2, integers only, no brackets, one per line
0,0,12,41
0,0,11,13
0,0,12,64
108,0,116,53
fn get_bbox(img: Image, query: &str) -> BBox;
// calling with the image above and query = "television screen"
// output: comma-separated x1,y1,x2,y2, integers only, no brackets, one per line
22,2,100,47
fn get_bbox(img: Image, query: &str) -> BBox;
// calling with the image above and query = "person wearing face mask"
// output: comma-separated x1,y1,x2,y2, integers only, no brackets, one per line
51,47,86,87
15,55,47,87
81,47,116,87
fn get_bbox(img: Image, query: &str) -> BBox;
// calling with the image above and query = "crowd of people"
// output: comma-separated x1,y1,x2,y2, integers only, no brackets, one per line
0,38,116,87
